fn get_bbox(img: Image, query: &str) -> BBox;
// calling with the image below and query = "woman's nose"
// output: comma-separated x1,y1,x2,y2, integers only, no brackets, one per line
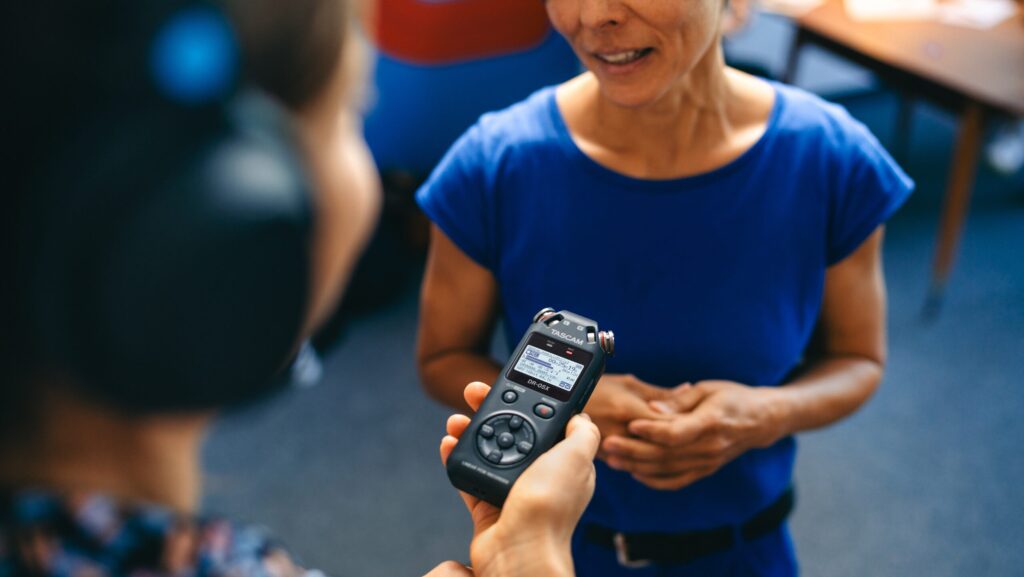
579,0,628,30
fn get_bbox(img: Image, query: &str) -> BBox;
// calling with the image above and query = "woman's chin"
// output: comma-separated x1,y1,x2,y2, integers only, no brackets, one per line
596,83,663,110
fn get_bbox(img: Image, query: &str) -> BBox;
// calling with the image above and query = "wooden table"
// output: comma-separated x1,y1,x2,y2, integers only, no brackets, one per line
782,0,1024,313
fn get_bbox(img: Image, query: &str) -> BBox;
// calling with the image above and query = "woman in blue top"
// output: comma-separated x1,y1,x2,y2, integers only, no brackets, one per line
415,0,913,575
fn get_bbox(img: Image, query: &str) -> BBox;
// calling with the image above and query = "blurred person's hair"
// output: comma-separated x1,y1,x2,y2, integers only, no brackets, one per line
1,0,349,432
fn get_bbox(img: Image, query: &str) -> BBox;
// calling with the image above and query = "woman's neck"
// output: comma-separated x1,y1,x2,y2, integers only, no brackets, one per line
0,386,209,512
601,39,732,129
558,41,774,179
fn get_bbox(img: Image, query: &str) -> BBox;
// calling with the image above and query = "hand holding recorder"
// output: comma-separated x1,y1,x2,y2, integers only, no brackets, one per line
440,382,600,577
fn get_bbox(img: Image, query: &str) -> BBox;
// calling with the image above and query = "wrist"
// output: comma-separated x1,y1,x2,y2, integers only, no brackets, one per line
471,529,573,577
758,386,797,446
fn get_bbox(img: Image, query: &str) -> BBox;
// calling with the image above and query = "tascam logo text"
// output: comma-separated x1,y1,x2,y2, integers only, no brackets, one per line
551,330,585,345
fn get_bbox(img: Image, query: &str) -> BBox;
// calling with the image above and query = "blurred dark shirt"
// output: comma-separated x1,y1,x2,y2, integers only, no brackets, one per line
0,491,319,577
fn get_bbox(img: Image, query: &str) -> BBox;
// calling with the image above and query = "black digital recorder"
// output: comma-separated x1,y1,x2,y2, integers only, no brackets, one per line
446,308,614,507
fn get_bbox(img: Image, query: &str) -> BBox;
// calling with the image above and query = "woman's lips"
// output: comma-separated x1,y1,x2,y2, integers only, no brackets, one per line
590,47,654,75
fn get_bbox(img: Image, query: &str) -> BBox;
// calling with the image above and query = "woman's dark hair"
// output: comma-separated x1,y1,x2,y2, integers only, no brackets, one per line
1,0,349,428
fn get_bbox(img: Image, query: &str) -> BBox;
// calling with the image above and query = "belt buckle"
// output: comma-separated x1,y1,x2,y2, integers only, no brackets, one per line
613,533,651,569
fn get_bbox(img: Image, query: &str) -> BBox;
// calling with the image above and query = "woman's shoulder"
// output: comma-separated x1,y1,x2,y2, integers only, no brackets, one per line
0,490,322,577
769,82,880,152
460,85,564,155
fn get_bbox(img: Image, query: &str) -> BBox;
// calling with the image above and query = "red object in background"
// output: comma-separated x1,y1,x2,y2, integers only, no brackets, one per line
372,0,552,65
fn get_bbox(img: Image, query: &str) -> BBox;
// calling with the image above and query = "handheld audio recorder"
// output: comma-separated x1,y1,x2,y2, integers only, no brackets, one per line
446,308,614,507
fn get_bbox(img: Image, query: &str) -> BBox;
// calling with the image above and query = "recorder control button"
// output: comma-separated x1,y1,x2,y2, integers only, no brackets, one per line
497,432,515,449
502,390,518,404
476,414,538,467
533,403,555,419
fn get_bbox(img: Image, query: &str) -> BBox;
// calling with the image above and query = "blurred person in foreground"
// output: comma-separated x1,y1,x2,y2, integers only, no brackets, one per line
0,1,597,576
416,0,913,574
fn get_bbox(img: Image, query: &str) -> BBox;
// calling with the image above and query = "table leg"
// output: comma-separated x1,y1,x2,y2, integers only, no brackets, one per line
782,28,806,85
925,101,986,316
893,92,915,165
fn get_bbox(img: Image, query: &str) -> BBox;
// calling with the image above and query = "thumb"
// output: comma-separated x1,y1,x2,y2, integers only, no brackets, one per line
550,414,602,463
519,415,601,499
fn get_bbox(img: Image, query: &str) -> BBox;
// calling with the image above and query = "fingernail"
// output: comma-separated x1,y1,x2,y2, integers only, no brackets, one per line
606,458,622,470
651,401,672,414
577,413,592,422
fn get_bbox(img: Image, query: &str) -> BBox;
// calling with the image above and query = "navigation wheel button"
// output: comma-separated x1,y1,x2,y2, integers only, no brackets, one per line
497,432,515,449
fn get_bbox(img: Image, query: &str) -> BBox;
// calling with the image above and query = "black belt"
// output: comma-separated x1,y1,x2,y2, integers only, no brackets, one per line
583,488,795,567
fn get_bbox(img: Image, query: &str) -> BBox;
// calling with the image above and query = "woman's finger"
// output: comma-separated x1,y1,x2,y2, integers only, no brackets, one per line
606,456,717,476
650,384,706,414
632,467,716,491
601,435,668,462
629,412,711,446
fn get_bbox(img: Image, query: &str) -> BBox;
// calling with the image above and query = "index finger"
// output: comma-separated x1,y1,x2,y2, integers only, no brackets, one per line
610,390,675,422
650,383,705,415
628,413,711,446
602,434,671,462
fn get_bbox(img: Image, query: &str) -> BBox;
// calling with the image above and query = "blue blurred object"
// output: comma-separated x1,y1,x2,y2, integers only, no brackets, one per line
151,6,237,104
364,32,579,174
289,340,324,389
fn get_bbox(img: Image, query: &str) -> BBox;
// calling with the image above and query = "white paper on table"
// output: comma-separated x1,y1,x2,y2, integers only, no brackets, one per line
844,0,938,21
759,0,826,17
936,0,1018,29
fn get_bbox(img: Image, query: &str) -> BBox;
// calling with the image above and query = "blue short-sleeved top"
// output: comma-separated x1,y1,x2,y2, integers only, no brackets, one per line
417,82,913,532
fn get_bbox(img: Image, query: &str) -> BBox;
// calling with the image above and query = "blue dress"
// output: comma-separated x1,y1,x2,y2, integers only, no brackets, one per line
417,81,913,575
